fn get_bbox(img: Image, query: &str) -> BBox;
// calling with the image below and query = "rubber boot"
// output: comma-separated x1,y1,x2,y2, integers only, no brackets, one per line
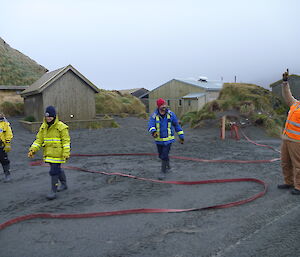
158,160,167,180
3,164,11,183
57,170,68,192
46,175,59,200
166,160,171,172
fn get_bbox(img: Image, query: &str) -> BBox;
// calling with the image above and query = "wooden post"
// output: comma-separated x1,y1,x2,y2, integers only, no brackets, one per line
221,115,226,140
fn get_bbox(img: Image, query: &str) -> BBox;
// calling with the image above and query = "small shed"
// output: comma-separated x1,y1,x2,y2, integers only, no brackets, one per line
21,64,100,122
270,74,300,99
149,78,223,116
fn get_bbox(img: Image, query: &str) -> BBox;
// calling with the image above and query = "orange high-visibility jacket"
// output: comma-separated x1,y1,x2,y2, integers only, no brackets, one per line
284,101,300,140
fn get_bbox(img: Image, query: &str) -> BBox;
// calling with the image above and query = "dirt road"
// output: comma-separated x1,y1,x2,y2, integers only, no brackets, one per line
1,116,299,257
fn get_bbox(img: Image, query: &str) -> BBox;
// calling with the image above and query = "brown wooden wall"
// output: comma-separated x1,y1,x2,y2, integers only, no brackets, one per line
24,94,44,120
23,70,97,122
182,97,206,113
149,80,206,116
42,70,96,122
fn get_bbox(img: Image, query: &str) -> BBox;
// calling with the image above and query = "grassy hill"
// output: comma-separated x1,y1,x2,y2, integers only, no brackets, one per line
0,38,148,118
0,37,47,85
181,83,289,137
95,89,147,118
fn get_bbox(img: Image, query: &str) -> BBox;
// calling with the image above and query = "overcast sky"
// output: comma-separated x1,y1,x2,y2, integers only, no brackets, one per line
1,0,300,90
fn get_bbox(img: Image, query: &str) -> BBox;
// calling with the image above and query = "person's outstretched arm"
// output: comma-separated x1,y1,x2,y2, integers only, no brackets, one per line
282,69,297,107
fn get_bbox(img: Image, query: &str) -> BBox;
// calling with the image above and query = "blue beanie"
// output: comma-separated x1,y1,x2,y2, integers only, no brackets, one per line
45,106,56,117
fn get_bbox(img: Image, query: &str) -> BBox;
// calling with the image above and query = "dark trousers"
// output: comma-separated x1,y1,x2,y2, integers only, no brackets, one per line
156,144,172,161
49,163,62,176
0,147,10,167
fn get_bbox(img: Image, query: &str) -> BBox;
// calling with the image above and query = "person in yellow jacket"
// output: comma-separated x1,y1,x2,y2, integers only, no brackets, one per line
0,112,13,182
278,69,300,195
28,106,71,200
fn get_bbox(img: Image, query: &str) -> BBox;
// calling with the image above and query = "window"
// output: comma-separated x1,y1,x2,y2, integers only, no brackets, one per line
167,100,170,106
188,100,191,106
179,99,182,106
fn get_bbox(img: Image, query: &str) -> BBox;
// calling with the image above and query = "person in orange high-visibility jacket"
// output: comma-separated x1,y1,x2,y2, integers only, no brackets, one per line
148,98,184,180
278,69,300,195
0,112,13,182
28,106,71,200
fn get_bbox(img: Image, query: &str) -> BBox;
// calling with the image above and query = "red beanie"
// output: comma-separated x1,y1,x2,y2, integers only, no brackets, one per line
156,98,166,108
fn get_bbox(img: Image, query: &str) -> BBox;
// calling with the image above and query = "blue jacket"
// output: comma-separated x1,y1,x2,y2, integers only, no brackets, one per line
148,109,184,145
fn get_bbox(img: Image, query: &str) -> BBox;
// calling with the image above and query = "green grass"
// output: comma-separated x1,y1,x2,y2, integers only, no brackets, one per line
95,89,146,116
181,83,289,136
1,101,24,116
24,115,36,122
0,38,47,85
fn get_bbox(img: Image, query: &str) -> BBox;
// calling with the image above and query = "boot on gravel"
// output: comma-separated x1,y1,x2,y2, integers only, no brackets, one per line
277,184,293,189
291,188,300,195
166,160,171,172
57,170,68,192
46,175,59,200
3,164,11,183
158,160,167,180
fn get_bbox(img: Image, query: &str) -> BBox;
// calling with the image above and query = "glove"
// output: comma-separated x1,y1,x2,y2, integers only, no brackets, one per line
152,131,158,138
179,138,184,144
63,153,70,161
282,69,289,82
28,150,35,158
3,144,11,153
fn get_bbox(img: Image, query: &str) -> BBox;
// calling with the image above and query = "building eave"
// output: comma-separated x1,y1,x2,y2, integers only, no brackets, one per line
21,64,100,97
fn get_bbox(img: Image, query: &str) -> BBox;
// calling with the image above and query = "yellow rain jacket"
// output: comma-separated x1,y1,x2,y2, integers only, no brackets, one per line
30,117,70,163
0,119,13,146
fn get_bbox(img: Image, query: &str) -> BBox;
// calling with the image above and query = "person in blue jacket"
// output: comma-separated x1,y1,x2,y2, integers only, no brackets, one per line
148,98,184,179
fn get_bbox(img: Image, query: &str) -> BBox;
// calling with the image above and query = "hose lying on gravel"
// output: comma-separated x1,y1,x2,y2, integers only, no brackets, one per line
0,132,279,231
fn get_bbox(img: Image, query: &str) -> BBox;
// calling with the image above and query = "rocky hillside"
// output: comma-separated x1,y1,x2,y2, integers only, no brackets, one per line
0,37,47,85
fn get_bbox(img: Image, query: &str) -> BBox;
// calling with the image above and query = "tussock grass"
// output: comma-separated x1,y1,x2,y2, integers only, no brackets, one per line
182,83,288,136
0,101,24,116
0,38,47,85
95,89,146,117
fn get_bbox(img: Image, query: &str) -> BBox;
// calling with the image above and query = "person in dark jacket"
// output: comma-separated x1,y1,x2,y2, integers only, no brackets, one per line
148,98,184,179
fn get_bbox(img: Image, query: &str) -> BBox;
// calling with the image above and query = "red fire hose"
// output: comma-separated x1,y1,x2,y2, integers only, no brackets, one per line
0,133,280,231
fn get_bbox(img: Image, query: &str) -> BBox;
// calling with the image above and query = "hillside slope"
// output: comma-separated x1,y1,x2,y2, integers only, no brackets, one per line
95,89,147,117
0,37,47,85
182,83,289,136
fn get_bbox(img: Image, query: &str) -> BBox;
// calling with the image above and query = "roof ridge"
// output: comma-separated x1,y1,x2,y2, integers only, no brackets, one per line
21,65,99,97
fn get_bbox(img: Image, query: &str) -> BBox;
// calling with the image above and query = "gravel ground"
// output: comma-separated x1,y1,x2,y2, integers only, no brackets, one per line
1,116,299,257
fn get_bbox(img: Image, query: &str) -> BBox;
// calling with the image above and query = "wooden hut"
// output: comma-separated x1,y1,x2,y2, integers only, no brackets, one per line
148,78,223,116
21,64,100,122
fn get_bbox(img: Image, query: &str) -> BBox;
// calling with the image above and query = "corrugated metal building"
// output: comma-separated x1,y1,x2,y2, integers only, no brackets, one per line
270,74,300,99
21,64,100,122
148,78,223,116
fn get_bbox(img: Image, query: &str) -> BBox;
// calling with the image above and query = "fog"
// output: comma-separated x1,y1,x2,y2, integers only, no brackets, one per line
2,0,300,89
